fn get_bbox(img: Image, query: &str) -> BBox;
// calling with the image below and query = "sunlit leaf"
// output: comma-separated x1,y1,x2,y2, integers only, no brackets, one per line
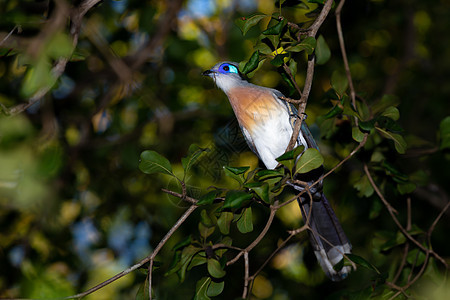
139,150,174,176
315,35,331,65
295,148,323,174
237,207,253,233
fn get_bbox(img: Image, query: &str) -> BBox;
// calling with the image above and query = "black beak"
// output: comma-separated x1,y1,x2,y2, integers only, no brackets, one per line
202,70,213,76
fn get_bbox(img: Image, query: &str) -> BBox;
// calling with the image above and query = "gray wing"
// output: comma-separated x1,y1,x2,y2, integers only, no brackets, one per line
271,89,319,150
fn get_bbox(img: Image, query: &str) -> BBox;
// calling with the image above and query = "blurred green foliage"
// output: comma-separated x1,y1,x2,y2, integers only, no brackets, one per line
1,0,450,299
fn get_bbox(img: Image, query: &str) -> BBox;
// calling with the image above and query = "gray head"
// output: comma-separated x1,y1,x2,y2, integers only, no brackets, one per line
202,61,248,93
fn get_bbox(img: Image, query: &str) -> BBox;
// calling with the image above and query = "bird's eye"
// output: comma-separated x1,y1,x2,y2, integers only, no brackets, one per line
223,65,230,71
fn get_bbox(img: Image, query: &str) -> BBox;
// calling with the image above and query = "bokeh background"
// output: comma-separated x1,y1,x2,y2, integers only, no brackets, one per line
1,0,449,299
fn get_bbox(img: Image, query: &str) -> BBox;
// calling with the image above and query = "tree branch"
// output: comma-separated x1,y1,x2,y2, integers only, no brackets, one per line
64,204,198,300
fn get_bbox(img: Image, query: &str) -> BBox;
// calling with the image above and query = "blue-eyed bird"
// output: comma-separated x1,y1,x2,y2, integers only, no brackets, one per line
203,61,351,281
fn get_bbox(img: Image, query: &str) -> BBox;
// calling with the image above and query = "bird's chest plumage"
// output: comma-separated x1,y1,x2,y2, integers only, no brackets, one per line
226,86,294,169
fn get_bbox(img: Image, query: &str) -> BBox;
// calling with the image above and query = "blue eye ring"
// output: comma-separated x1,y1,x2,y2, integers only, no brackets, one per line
219,63,238,74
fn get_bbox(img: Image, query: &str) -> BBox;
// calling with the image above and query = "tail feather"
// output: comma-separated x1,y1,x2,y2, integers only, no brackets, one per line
298,192,352,281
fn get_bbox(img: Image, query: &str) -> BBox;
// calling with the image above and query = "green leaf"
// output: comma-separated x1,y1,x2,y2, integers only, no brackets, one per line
262,19,286,35
382,161,408,181
200,209,215,227
406,249,426,266
276,145,304,171
440,116,450,150
188,253,207,271
381,106,400,121
376,127,407,154
295,148,323,174
139,150,174,176
236,14,267,36
223,166,249,185
224,166,249,175
397,182,416,194
372,95,400,115
21,57,55,98
135,281,150,300
197,190,220,206
237,207,254,233
165,245,200,281
331,70,348,96
254,169,284,181
286,36,316,54
254,41,273,55
376,116,403,132
359,119,376,132
380,231,407,251
207,259,226,278
46,32,73,59
270,53,289,67
346,254,380,274
217,212,234,235
241,51,260,74
181,144,208,177
352,127,365,142
222,190,253,210
199,222,215,239
315,35,331,65
322,104,343,120
207,281,225,297
244,182,270,203
288,59,297,77
193,277,211,300
173,235,192,251
354,175,374,198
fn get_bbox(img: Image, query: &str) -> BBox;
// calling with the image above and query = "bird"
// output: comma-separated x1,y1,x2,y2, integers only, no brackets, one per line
203,61,352,281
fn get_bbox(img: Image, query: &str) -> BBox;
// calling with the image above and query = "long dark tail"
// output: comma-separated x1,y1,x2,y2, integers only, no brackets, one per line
297,191,352,281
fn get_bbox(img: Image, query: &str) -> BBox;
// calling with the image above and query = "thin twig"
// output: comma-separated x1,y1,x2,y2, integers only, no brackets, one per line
335,0,358,126
364,164,447,267
64,205,198,299
226,202,278,266
276,133,368,210
242,252,250,299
